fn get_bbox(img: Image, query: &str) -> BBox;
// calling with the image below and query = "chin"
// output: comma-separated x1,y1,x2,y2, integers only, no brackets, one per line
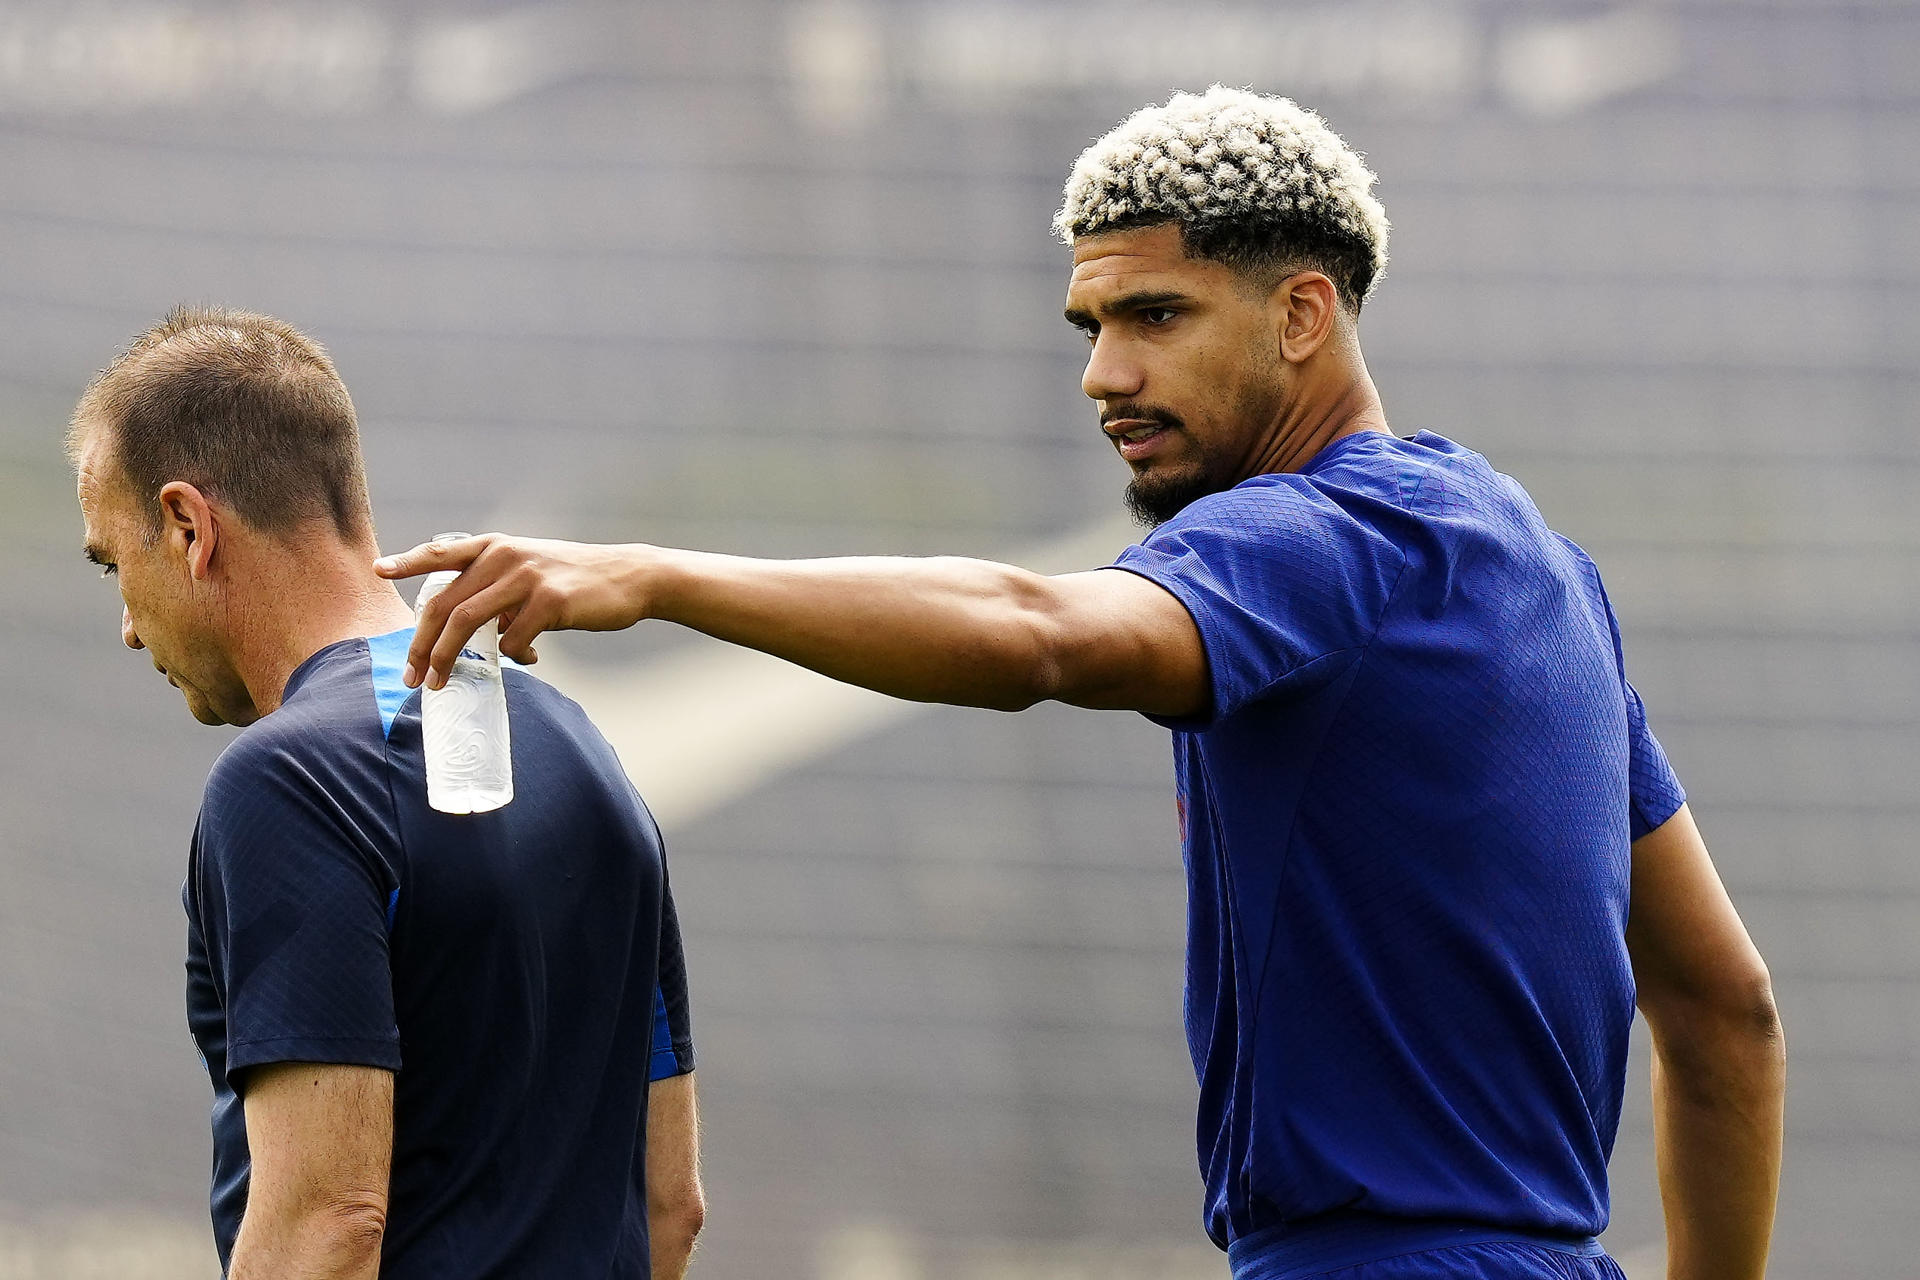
1125,465,1218,527
183,691,255,727
186,699,230,727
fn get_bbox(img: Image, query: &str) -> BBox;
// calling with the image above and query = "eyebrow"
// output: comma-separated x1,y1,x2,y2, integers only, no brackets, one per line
1063,288,1191,329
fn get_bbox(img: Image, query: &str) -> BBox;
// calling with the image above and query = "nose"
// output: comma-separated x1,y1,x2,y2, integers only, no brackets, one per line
1081,331,1144,403
122,605,144,650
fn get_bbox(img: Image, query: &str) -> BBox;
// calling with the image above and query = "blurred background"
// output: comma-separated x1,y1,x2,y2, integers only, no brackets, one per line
1,1,1914,1276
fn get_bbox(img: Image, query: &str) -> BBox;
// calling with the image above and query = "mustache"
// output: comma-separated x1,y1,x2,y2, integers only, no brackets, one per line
1100,403,1185,432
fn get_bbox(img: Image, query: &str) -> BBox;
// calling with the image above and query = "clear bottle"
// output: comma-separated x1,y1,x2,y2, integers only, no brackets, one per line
414,533,514,814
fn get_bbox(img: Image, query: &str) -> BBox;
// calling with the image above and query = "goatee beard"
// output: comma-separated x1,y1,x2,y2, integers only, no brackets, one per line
1125,464,1222,527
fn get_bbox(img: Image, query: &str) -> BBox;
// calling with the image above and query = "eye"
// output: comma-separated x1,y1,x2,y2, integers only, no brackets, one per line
1140,306,1177,325
98,562,117,579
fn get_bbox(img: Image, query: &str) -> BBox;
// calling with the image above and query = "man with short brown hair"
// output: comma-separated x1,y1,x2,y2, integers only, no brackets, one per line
74,306,704,1280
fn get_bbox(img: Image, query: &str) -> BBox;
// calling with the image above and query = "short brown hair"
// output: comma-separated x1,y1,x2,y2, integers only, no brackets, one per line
70,305,374,543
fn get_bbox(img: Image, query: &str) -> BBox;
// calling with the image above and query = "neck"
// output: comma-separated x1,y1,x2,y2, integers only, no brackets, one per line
224,533,418,718
1250,343,1390,476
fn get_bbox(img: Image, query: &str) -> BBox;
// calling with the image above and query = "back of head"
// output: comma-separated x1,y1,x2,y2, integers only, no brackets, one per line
1055,86,1390,312
70,305,374,546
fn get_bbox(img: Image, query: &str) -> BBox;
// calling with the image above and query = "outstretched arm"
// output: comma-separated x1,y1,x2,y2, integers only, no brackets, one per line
375,535,1207,718
1626,804,1784,1280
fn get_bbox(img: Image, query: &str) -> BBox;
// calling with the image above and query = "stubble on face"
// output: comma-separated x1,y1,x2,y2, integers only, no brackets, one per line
76,433,244,726
1067,225,1291,527
1112,335,1288,527
1112,402,1209,526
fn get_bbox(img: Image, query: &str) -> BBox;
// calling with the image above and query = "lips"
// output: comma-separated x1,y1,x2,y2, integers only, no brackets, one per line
1107,420,1173,462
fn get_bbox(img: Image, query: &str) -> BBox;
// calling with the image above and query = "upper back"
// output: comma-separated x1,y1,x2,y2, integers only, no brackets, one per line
191,631,678,1278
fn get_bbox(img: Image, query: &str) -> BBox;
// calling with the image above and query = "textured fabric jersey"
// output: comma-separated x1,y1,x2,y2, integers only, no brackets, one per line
1221,1220,1628,1280
1110,431,1684,1263
184,628,694,1278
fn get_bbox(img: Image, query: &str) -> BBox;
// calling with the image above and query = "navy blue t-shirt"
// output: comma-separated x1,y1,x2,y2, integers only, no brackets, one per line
1112,431,1684,1254
184,628,694,1278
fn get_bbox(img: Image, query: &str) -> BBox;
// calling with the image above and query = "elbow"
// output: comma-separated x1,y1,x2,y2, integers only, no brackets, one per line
328,1194,389,1251
651,1176,706,1239
1749,977,1786,1072
651,1186,706,1253
676,1188,707,1243
1717,963,1784,1055
1649,967,1786,1093
1749,975,1784,1044
995,587,1075,713
962,625,1062,714
301,1195,387,1270
991,659,1058,713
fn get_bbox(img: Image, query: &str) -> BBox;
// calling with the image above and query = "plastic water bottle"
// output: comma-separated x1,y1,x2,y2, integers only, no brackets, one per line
414,533,514,814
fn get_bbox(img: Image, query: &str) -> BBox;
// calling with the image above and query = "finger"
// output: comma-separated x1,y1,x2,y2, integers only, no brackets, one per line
374,534,488,581
403,557,489,685
498,596,557,664
402,538,514,682
423,578,530,690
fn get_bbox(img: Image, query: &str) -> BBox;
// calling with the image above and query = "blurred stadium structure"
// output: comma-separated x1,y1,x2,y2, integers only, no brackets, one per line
0,1,1913,1276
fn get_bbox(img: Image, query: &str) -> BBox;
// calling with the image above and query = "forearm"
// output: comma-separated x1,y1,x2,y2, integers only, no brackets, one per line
1650,1007,1786,1280
642,547,1066,710
228,1207,385,1280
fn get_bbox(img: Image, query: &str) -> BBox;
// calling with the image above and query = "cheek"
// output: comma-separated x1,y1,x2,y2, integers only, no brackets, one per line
118,582,153,630
1163,326,1249,401
118,576,181,650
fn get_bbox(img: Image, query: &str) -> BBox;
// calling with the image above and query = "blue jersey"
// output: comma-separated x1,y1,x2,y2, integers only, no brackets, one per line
184,629,694,1278
1112,431,1684,1262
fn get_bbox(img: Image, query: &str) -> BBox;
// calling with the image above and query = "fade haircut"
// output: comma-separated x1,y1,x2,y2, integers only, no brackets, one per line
1054,86,1390,312
69,305,373,544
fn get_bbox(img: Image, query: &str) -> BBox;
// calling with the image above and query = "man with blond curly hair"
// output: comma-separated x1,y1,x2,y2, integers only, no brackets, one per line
383,89,1783,1279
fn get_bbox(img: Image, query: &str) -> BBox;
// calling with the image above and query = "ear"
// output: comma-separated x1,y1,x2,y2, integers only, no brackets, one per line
1272,271,1341,364
155,481,221,582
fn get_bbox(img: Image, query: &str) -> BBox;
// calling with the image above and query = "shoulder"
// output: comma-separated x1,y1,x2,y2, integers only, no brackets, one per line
1147,430,1487,542
499,667,653,814
1145,473,1359,547
1136,465,1408,578
1549,529,1604,584
501,665,604,755
202,642,385,817
206,708,325,797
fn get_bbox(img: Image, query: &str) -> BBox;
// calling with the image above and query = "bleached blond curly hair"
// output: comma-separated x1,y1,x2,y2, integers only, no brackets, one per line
1055,86,1389,309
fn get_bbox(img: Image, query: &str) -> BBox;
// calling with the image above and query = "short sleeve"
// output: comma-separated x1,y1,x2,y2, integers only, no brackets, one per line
193,739,402,1081
649,877,695,1081
1111,481,1405,727
1625,679,1686,840
1562,532,1687,840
